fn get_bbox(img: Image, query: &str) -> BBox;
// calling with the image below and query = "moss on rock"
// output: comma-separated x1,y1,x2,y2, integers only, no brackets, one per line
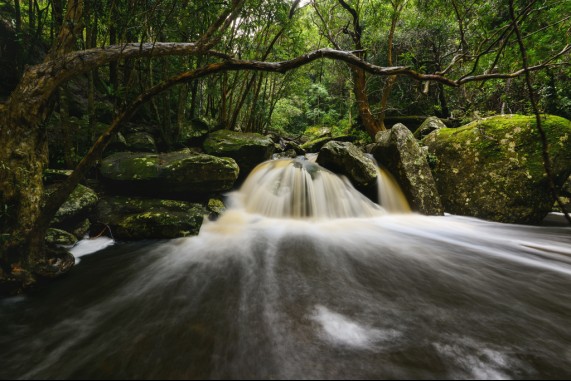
45,228,78,246
422,114,571,223
48,184,98,227
100,149,239,197
203,130,275,176
94,196,208,240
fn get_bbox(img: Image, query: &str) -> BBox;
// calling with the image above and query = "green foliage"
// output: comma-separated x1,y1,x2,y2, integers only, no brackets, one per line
4,0,570,147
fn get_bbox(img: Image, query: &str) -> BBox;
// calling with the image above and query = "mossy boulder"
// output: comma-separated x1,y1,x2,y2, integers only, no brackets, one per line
45,228,78,246
203,130,274,176
48,184,99,228
100,149,239,197
317,141,378,198
372,124,444,215
422,114,571,224
182,118,211,146
413,116,447,140
300,136,334,153
301,126,331,142
43,169,73,184
301,135,354,153
94,196,208,240
124,132,157,153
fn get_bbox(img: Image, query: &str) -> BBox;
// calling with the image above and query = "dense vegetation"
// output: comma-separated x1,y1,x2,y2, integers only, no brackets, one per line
2,0,570,143
0,0,570,291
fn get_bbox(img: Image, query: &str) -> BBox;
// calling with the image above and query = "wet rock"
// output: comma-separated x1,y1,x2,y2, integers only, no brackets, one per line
182,118,211,146
284,140,305,155
203,130,274,176
317,141,378,197
273,149,298,160
100,149,239,197
43,169,73,184
94,196,208,240
301,136,354,153
48,184,99,228
300,137,334,153
35,246,75,279
124,132,157,153
413,116,447,140
422,114,571,224
301,126,331,142
45,228,78,246
372,124,444,215
71,218,91,239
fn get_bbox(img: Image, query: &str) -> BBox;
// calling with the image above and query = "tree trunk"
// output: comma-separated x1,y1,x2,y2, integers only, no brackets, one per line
351,66,382,138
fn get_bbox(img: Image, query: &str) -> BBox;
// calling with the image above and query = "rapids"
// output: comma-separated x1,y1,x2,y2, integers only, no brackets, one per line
0,158,570,379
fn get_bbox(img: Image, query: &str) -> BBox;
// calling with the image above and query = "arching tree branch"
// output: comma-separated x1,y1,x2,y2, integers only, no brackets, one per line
39,44,571,230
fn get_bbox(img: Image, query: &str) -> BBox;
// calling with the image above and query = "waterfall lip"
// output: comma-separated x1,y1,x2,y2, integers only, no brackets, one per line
235,158,388,220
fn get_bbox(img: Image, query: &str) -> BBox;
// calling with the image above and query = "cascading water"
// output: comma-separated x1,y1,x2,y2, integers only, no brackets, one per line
235,158,385,219
1,158,570,379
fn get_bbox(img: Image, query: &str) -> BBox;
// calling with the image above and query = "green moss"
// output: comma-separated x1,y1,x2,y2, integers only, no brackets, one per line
203,130,273,153
300,136,334,152
45,228,78,246
50,184,98,225
96,196,208,240
423,114,571,223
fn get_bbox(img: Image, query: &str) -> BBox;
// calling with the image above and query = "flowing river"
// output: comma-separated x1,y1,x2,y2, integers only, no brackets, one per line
1,158,570,379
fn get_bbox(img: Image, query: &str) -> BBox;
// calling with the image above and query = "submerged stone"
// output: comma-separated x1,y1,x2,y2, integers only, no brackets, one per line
422,114,571,224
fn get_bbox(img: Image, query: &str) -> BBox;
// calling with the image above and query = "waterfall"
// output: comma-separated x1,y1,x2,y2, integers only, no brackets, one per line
377,166,411,213
1,158,570,379
233,158,385,219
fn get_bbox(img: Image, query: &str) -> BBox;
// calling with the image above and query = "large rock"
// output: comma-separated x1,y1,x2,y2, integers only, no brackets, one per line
372,124,444,215
94,197,208,240
301,126,331,142
182,118,211,146
124,132,157,153
317,141,378,197
48,184,99,228
203,130,275,176
100,149,239,197
300,135,355,153
413,116,447,140
422,114,571,224
45,228,78,246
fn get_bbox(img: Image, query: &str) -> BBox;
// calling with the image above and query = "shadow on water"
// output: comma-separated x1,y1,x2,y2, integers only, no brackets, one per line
1,159,570,379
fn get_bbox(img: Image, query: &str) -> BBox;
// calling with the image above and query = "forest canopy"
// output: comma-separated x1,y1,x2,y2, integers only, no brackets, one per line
1,0,570,141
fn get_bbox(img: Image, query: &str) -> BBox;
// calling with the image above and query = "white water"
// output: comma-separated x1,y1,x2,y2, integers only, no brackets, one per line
70,236,115,264
0,159,570,379
235,158,385,219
